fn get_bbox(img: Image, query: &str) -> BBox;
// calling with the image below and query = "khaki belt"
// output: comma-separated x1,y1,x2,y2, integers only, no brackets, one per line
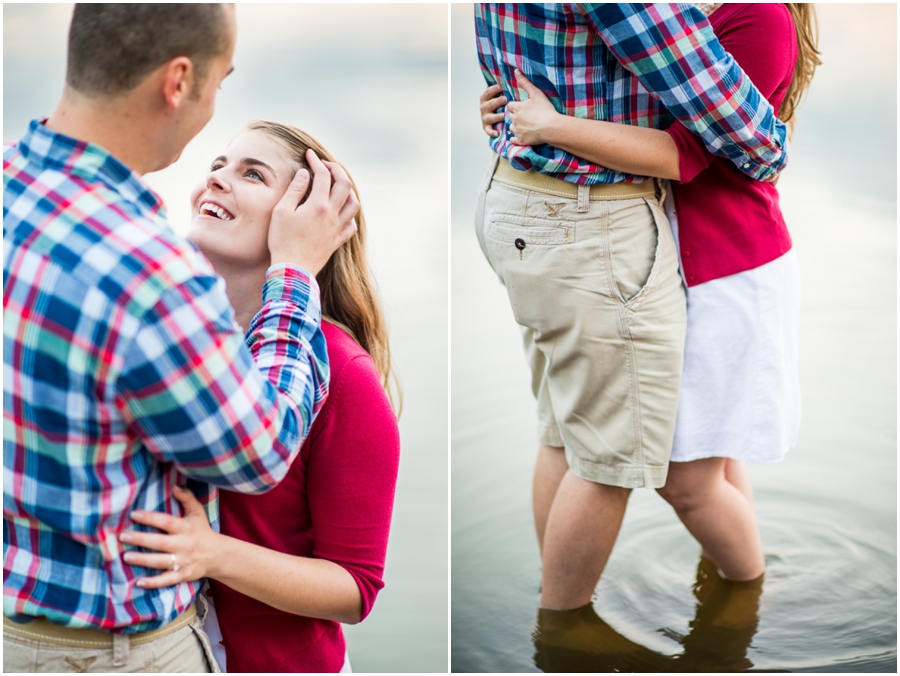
493,157,657,201
3,603,196,648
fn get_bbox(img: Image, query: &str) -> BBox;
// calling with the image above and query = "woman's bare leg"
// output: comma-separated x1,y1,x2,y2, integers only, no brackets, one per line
533,444,569,555
723,458,754,508
697,458,755,562
657,458,764,581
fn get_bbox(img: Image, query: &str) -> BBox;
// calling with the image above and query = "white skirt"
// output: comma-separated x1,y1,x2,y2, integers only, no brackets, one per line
665,192,801,464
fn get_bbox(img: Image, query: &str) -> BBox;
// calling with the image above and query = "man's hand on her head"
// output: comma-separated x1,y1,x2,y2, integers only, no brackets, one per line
268,149,359,276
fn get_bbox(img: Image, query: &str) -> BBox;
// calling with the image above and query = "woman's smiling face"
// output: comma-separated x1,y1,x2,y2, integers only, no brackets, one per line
187,129,298,269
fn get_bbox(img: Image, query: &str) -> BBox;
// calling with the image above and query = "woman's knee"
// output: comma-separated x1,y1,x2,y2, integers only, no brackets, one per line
657,463,718,512
656,479,697,512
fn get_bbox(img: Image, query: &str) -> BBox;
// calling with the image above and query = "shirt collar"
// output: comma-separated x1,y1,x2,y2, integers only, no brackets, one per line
17,118,166,218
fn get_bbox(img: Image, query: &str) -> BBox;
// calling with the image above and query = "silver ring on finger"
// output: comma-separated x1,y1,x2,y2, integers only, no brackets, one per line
170,553,180,573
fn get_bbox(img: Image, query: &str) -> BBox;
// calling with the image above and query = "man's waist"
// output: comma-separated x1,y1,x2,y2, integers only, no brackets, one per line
493,157,658,201
492,138,651,187
3,603,198,645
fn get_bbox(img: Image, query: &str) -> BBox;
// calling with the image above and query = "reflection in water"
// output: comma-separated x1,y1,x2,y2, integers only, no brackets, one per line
533,558,771,673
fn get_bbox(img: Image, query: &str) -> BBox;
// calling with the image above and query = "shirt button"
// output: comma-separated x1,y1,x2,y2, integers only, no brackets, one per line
689,275,696,283
743,163,751,169
683,250,691,258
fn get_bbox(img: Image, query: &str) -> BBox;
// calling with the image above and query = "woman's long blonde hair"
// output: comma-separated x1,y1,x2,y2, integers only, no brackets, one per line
248,120,400,414
782,4,823,127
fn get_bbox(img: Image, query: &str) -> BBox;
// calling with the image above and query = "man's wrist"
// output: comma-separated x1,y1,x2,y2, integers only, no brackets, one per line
263,264,322,317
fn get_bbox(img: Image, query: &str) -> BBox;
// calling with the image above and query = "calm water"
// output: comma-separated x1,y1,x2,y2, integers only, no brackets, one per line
451,4,897,673
4,5,448,672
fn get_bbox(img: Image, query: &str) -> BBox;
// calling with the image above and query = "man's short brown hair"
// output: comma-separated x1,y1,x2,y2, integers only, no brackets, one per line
66,4,231,97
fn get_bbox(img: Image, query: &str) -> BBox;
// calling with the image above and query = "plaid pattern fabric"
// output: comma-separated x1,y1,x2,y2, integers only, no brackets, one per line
475,3,789,184
3,120,329,632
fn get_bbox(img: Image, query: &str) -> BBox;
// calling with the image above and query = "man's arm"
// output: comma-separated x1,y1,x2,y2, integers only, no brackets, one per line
118,265,326,493
118,157,358,494
578,3,789,181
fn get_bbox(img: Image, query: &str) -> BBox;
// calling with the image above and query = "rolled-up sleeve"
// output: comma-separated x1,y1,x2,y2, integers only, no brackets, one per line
117,264,328,493
579,2,789,181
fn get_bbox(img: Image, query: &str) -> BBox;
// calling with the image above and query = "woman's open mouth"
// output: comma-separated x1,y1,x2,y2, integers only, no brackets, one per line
199,202,234,221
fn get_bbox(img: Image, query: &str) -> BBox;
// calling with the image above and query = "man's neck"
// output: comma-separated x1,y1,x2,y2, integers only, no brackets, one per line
45,87,169,176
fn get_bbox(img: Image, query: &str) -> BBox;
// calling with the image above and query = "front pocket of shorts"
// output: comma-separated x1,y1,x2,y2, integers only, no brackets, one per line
607,200,659,305
488,216,574,247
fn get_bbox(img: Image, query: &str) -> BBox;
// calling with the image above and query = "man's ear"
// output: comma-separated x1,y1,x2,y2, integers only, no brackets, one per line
161,57,194,110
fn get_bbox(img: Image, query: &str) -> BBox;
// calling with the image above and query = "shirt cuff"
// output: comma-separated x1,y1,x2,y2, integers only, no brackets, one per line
263,264,322,318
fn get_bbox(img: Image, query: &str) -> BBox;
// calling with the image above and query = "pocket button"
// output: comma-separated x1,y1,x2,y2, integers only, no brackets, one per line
514,238,526,250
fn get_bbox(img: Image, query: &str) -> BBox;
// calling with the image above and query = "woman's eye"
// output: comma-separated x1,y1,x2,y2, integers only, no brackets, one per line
246,169,264,182
210,162,224,172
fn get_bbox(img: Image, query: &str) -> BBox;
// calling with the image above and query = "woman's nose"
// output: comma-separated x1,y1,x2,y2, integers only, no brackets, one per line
206,170,228,191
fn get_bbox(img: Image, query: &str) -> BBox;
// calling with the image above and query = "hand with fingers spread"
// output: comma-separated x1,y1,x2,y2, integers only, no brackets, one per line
507,69,562,147
119,485,221,589
268,148,360,276
480,83,508,138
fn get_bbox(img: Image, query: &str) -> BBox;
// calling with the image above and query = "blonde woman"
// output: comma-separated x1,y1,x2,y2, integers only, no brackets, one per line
480,3,820,582
120,121,400,672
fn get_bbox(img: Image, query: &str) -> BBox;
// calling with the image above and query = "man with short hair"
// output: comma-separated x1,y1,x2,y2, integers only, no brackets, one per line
473,3,789,613
3,4,357,671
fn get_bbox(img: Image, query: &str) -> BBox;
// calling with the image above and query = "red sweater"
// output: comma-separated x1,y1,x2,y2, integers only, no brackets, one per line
211,321,400,672
665,3,798,286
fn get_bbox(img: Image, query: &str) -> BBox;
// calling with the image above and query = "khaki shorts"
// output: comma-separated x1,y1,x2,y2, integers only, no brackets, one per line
476,156,686,489
3,601,219,673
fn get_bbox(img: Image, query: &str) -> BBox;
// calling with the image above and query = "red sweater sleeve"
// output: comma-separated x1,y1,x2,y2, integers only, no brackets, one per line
305,350,400,621
667,4,797,184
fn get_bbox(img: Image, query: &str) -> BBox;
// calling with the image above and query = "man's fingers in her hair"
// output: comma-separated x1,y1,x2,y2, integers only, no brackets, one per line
337,220,358,248
279,168,311,210
337,188,360,227
305,149,333,205
321,160,352,208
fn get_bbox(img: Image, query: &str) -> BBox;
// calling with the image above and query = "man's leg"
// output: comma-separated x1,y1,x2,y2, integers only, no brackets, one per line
533,444,568,555
540,471,631,610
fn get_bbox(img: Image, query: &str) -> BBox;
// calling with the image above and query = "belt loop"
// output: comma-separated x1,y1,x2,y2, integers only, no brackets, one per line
113,633,130,667
655,178,667,205
577,184,589,212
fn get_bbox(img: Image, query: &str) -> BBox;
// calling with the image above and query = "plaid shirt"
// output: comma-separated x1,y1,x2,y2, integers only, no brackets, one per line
475,3,789,184
3,120,329,632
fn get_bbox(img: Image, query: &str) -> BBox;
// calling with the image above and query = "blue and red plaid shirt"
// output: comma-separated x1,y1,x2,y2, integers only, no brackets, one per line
3,120,329,632
475,3,789,184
